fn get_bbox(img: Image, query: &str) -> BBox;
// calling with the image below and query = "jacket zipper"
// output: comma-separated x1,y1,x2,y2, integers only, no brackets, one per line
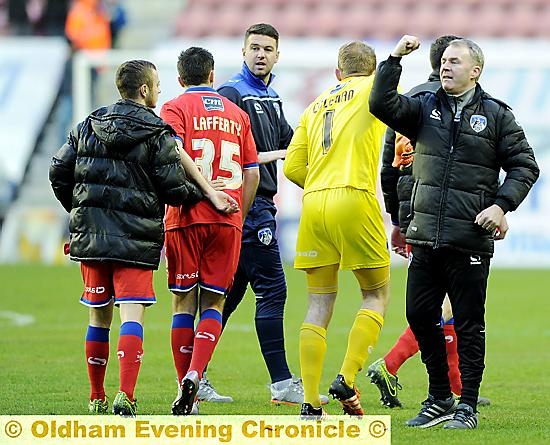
434,101,461,248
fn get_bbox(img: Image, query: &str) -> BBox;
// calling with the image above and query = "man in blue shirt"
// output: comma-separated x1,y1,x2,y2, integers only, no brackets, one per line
199,23,327,406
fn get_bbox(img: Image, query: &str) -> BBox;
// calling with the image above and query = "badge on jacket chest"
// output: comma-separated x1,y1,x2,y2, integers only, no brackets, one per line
470,115,487,132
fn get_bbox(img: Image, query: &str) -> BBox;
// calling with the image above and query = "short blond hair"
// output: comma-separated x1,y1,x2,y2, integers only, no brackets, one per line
338,41,376,77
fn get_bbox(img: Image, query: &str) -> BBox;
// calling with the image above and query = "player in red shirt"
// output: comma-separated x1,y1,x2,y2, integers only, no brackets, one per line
160,47,260,415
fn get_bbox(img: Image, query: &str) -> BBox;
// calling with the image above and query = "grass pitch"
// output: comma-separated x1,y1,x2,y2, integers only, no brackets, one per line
0,263,548,444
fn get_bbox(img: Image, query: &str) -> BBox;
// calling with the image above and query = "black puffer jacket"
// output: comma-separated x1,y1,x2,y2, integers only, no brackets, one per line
380,70,441,233
371,56,539,256
49,99,203,269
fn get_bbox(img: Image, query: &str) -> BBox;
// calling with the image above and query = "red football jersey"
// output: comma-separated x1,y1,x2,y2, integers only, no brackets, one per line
160,87,258,230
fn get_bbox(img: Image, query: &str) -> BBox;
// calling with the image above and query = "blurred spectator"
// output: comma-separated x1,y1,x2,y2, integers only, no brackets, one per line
65,0,111,109
0,0,8,34
105,0,126,48
65,0,110,50
8,0,68,36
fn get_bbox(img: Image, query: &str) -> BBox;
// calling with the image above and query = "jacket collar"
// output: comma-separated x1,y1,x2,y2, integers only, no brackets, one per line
437,83,483,110
240,62,275,89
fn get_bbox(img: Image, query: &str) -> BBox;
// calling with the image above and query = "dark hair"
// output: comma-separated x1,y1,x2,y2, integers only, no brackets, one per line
115,60,156,99
429,35,461,70
244,23,279,46
177,47,214,86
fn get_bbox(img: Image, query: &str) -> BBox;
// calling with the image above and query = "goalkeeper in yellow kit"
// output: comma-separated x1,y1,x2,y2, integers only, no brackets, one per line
284,41,389,419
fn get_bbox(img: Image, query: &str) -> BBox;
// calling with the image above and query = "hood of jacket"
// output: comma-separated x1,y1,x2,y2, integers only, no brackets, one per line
89,99,173,151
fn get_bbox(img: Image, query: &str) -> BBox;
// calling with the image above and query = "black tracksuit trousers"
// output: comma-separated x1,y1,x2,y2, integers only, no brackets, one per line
406,245,490,410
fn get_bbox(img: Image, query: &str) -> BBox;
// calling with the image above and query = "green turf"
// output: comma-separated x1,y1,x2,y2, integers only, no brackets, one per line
0,264,549,444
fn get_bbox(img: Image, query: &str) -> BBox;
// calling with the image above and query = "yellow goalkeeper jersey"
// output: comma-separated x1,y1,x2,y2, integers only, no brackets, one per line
284,75,386,195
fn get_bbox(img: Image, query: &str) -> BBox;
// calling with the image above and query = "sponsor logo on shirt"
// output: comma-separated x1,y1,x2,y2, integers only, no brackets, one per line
202,96,224,111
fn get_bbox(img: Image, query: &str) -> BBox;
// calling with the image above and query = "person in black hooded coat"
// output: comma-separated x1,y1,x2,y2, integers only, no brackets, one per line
49,60,236,417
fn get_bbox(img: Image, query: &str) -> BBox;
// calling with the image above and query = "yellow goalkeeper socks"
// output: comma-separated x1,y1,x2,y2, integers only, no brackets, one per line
340,309,384,387
299,322,327,407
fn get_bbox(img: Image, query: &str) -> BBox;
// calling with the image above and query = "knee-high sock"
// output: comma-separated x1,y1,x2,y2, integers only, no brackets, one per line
85,326,110,401
444,323,462,395
299,323,327,408
117,321,143,401
171,313,195,382
188,309,222,379
384,326,419,376
340,309,384,387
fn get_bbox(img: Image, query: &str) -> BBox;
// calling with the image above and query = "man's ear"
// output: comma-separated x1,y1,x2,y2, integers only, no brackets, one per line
209,70,214,85
178,76,186,88
139,83,148,98
471,65,481,81
335,68,343,81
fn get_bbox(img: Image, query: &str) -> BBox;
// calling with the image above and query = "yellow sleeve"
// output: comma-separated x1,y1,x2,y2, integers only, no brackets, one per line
283,117,309,189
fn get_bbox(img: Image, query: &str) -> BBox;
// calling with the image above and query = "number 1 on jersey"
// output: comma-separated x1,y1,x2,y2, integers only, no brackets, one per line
322,110,335,154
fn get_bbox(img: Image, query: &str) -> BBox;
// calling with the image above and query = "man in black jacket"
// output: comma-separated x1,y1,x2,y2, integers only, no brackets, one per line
369,35,496,411
381,35,459,258
369,36,539,429
49,60,236,417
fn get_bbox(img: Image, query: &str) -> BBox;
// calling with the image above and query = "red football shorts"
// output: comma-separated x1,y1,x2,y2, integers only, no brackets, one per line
165,224,241,295
79,261,156,307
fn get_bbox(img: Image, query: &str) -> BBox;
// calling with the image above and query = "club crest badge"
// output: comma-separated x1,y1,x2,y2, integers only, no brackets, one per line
258,228,273,245
470,114,487,133
272,102,281,119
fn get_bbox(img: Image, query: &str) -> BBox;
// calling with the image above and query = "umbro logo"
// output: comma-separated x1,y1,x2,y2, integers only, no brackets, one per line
429,109,441,120
470,255,481,265
445,335,454,343
179,346,193,354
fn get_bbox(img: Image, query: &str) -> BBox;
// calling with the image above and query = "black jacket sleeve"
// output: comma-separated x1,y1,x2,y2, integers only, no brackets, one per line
150,132,203,206
49,126,79,213
494,108,539,213
369,56,423,141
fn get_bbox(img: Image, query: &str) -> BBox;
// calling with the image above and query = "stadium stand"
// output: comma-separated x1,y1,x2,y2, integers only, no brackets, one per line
174,0,550,39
